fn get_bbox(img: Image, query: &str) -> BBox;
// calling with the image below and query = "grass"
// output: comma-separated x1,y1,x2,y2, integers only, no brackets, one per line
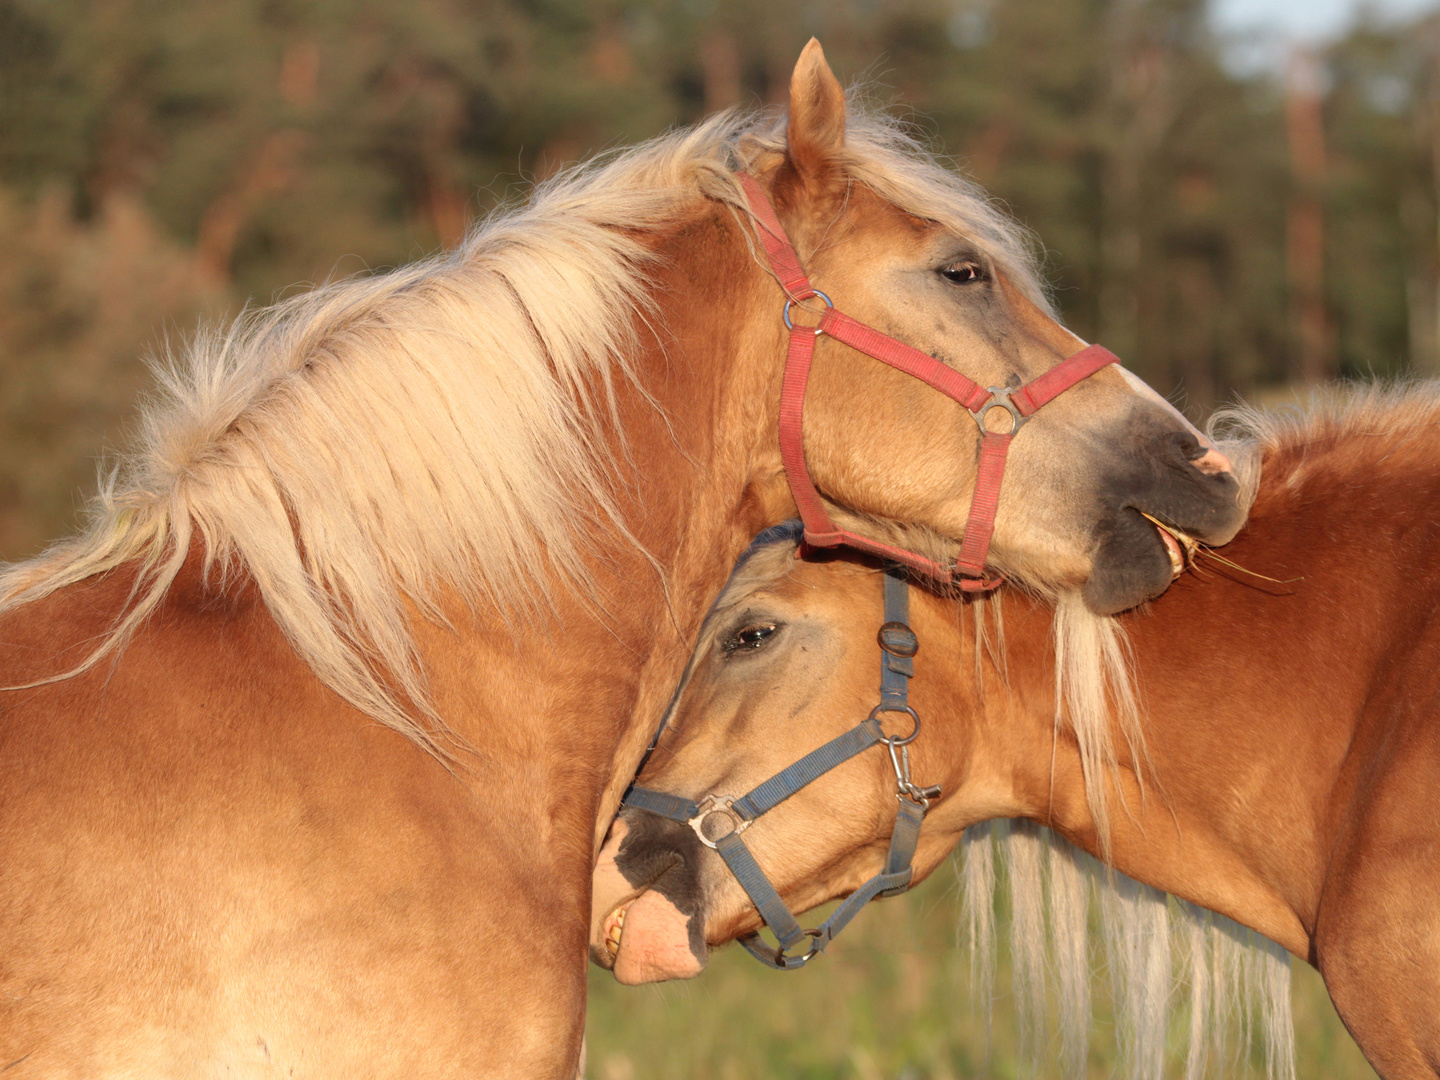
585,862,1377,1079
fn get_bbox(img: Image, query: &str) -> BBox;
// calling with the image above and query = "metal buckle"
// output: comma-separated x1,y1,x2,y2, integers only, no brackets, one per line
969,385,1027,435
781,290,833,334
687,794,751,850
877,620,918,658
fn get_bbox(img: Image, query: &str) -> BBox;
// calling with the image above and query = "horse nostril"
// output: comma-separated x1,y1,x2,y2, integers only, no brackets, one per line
1190,446,1232,476
1162,431,1230,476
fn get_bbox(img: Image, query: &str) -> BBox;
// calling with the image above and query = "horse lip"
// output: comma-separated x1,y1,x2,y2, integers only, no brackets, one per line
591,816,698,968
1157,525,1185,577
592,855,684,965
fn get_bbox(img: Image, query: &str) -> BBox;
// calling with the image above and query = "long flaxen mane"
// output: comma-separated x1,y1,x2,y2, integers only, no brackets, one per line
0,92,1046,751
954,420,1283,1080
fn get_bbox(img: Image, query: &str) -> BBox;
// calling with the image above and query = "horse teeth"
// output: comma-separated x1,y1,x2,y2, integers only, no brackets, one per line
604,904,628,960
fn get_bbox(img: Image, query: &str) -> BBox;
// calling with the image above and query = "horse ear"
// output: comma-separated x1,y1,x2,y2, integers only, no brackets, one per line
785,39,846,182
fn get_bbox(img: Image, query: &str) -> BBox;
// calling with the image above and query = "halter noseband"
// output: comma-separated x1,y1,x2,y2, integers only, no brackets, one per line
624,567,936,970
737,170,1118,590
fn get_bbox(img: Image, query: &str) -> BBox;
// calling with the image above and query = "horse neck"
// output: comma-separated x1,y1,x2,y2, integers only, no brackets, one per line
417,199,794,847
959,431,1440,960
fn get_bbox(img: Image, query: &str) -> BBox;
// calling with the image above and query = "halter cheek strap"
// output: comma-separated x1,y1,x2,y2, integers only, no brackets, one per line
736,170,1118,589
623,567,938,971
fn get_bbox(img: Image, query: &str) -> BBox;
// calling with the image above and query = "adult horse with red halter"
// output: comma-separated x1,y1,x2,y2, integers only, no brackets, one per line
0,42,1242,1080
595,387,1440,1079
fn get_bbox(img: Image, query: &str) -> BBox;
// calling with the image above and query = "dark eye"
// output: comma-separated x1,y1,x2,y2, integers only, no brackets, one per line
939,261,986,285
724,623,778,654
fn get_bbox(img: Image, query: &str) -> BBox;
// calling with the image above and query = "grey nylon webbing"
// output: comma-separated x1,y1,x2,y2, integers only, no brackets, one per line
715,832,806,949
738,795,925,968
879,570,914,707
731,719,884,821
621,787,699,822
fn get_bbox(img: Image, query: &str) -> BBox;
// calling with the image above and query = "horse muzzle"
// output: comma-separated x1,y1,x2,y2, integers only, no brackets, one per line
1083,424,1247,614
590,813,709,984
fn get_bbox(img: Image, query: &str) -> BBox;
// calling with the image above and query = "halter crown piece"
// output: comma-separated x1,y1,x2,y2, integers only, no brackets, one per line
736,170,1119,589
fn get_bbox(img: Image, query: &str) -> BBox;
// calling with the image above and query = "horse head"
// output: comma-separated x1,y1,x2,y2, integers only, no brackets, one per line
715,40,1242,614
591,540,985,983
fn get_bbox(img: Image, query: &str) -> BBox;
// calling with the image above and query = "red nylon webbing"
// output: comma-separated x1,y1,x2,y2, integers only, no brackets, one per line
954,432,1013,577
1011,344,1118,416
776,326,843,544
737,169,1115,589
820,310,992,411
736,172,812,300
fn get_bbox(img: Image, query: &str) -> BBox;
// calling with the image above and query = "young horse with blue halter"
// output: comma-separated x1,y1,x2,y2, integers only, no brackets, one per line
596,389,1440,1079
620,525,934,971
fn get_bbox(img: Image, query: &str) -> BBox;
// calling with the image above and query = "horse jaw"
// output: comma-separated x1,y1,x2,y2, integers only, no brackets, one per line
590,818,707,984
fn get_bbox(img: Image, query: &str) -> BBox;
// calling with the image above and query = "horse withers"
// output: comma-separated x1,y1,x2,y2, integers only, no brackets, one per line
596,388,1440,1080
1,41,1243,1079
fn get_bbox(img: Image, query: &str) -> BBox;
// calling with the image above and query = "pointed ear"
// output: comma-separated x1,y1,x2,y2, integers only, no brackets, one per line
786,39,846,181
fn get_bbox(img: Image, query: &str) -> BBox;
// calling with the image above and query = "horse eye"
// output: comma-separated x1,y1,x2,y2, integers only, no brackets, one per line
939,261,985,285
725,623,778,653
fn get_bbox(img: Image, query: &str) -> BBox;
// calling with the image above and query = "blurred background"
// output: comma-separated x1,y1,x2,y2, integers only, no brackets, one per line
1,0,1425,1073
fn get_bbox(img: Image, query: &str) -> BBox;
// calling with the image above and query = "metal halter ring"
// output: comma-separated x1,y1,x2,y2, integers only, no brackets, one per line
687,795,751,850
782,290,834,334
868,703,920,746
969,385,1029,436
755,927,825,968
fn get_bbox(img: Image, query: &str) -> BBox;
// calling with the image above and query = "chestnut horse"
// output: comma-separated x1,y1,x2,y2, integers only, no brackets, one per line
0,43,1244,1078
597,387,1440,1080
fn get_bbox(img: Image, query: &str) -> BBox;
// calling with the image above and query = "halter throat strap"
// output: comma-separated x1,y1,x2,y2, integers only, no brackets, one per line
736,170,1117,589
622,566,937,971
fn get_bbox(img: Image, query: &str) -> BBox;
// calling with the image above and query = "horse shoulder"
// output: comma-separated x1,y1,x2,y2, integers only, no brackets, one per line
0,561,565,1075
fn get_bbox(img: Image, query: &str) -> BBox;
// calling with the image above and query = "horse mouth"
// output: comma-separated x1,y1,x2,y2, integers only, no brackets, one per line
1141,511,1196,579
599,899,632,965
590,817,708,984
591,885,705,985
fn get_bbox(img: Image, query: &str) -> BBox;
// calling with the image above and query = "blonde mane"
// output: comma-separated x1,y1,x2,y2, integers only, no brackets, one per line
0,94,1046,750
953,407,1289,1079
1211,378,1440,493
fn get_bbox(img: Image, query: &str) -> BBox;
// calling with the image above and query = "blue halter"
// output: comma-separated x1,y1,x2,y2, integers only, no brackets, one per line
622,559,940,970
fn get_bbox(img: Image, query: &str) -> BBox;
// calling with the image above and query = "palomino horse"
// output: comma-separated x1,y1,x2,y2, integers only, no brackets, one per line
596,388,1440,1079
1,43,1244,1078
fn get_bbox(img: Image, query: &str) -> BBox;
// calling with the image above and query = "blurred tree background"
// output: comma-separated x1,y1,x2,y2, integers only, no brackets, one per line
0,2,1421,1072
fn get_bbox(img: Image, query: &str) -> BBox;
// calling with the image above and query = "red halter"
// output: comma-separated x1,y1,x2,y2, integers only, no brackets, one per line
736,171,1118,590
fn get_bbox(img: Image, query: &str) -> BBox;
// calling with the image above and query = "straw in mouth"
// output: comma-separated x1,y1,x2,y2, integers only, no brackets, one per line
1139,511,1197,578
1139,511,1302,587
